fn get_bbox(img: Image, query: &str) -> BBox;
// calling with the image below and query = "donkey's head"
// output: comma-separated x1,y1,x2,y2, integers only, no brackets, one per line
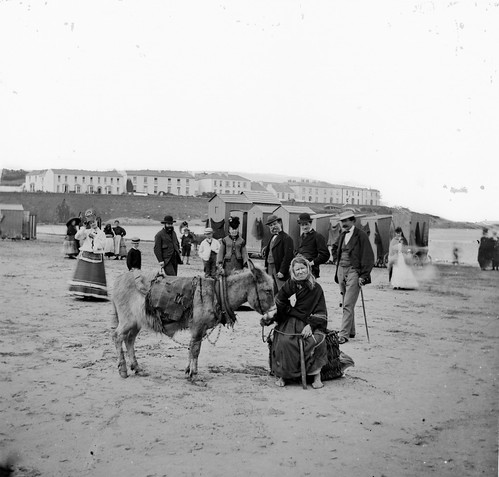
245,260,275,315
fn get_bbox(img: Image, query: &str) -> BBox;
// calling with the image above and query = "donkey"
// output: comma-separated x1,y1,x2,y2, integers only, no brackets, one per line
110,261,275,380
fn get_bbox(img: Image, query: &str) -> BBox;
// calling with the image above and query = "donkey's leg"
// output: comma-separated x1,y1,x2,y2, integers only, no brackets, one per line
124,325,145,375
185,329,205,380
112,325,128,378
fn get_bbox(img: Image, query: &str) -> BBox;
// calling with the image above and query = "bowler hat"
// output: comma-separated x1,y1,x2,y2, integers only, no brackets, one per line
266,214,281,225
297,213,312,224
161,215,176,224
338,210,356,221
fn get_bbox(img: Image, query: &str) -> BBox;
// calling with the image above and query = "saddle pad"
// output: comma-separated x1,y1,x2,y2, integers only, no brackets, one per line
146,276,196,323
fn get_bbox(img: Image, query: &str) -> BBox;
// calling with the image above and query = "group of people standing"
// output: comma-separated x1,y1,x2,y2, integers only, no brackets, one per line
260,209,374,388
67,210,141,300
67,208,376,390
477,228,499,271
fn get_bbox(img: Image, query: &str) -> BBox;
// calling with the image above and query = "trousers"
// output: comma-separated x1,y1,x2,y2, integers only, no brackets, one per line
337,265,360,339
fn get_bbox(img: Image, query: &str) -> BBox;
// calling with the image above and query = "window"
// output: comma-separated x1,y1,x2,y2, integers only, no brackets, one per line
65,176,67,182
116,187,120,194
133,177,137,183
82,177,86,183
154,177,158,183
88,185,93,193
74,176,77,182
58,175,61,182
144,177,148,183
168,178,171,184
110,178,113,184
186,188,189,195
186,179,190,184
57,185,60,192
154,186,158,193
177,179,181,184
90,177,93,183
98,177,101,184
75,185,81,193
116,178,119,184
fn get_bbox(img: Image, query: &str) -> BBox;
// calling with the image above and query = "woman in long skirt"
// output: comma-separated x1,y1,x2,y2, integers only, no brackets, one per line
261,256,328,389
112,220,127,260
63,218,80,259
68,210,108,300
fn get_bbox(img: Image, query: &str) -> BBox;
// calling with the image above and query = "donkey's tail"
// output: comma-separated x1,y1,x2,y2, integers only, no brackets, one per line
110,299,119,330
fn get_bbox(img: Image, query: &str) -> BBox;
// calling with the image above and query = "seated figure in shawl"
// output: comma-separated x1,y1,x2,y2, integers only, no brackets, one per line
261,256,328,389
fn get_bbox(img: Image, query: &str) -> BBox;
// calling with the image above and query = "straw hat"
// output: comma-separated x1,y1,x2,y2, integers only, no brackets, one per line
338,210,356,221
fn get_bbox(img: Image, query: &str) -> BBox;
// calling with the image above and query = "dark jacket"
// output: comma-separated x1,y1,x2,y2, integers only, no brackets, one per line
127,248,142,270
263,231,295,280
296,229,330,277
332,226,375,284
154,228,181,266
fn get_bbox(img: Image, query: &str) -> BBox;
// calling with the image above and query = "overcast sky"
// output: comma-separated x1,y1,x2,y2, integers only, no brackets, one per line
1,1,497,222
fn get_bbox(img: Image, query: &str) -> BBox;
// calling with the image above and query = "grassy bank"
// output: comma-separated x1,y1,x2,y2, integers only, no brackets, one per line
0,191,480,228
0,192,210,224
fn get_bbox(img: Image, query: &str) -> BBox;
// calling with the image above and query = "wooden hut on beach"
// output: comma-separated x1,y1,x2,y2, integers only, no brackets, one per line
208,192,281,241
273,205,316,246
0,203,37,240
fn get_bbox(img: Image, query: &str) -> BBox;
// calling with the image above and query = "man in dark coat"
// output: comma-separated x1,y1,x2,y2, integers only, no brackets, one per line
331,210,374,344
263,215,295,293
296,212,330,278
154,215,182,276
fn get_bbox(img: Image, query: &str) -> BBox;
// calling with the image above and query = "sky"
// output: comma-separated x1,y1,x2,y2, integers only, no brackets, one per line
0,1,497,223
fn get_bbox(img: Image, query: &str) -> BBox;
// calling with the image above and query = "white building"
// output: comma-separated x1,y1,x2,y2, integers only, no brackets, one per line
287,179,380,206
25,169,125,194
195,172,251,196
125,170,196,196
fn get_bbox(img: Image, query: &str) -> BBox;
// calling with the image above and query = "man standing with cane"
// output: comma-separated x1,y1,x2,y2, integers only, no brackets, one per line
331,210,374,344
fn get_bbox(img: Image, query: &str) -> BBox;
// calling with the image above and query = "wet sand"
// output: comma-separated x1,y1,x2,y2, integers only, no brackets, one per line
1,236,497,476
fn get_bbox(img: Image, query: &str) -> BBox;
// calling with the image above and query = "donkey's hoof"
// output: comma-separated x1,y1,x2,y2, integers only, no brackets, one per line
118,364,128,378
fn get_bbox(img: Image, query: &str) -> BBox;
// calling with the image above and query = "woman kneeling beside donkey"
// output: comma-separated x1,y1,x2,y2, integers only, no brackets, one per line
261,256,328,389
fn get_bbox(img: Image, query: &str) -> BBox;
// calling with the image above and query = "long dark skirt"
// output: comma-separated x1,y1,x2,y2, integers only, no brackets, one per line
68,252,108,300
271,317,327,380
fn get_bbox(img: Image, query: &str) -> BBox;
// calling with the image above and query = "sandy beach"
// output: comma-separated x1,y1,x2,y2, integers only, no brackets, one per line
1,236,497,476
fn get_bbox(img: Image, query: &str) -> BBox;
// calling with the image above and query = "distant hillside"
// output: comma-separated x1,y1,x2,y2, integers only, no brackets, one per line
0,169,27,186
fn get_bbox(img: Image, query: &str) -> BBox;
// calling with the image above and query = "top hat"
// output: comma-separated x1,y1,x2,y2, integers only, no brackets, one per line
204,227,214,234
338,210,356,221
297,213,312,224
161,215,176,224
266,214,281,226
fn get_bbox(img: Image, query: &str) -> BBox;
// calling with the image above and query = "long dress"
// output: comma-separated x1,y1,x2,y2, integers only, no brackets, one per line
63,224,79,258
270,280,328,380
68,227,108,299
113,225,127,259
391,242,418,290
103,225,115,258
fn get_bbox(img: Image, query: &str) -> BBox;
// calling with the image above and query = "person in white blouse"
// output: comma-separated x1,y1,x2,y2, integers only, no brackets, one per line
68,209,108,300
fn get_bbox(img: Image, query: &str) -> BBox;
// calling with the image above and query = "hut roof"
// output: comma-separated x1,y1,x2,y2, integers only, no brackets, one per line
241,191,281,205
276,205,315,214
0,203,24,211
209,194,252,204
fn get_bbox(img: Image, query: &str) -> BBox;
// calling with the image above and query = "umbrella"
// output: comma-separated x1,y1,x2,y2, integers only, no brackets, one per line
66,217,81,227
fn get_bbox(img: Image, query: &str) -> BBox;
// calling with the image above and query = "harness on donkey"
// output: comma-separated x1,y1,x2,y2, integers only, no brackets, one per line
145,270,268,340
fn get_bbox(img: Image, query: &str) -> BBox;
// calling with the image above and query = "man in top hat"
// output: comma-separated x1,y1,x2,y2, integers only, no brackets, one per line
296,212,330,279
331,209,374,344
198,227,220,278
154,215,182,276
263,214,295,292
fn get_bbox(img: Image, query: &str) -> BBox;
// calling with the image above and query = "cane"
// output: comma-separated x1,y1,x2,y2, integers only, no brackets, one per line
360,286,370,343
299,337,307,390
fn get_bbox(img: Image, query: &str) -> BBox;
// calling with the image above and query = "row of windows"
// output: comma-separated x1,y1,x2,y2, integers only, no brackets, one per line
213,180,247,188
55,185,121,194
57,175,120,185
132,177,190,184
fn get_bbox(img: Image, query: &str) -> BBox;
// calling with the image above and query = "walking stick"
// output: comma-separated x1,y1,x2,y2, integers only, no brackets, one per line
360,286,370,343
299,337,307,390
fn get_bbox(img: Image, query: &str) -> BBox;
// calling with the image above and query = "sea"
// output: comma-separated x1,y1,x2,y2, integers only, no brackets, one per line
37,225,484,266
